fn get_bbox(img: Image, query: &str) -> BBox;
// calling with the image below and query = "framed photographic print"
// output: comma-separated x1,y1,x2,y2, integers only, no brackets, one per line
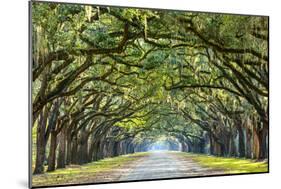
29,0,269,188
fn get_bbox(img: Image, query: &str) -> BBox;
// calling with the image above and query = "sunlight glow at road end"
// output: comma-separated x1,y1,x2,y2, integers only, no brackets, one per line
148,140,180,151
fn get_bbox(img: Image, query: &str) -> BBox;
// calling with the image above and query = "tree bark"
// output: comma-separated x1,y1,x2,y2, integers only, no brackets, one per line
92,140,100,161
253,124,260,159
47,131,57,172
88,138,95,162
77,131,90,165
57,126,66,169
66,128,72,165
228,133,237,157
245,126,252,158
258,121,268,159
237,124,245,157
252,119,268,160
33,108,49,174
71,136,78,164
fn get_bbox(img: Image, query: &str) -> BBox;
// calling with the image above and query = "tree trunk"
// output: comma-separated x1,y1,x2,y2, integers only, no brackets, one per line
258,122,268,159
57,127,66,169
77,131,90,165
66,128,72,165
88,139,95,162
210,134,222,155
33,108,49,174
237,124,245,157
71,136,78,164
47,131,57,172
245,126,252,158
253,126,259,159
252,119,268,160
92,140,100,161
228,134,237,157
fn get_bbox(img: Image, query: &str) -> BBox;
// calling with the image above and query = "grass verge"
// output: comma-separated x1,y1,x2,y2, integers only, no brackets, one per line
32,152,150,187
179,153,268,174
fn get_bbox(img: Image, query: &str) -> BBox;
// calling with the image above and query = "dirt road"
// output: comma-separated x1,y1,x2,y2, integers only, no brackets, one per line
119,151,224,181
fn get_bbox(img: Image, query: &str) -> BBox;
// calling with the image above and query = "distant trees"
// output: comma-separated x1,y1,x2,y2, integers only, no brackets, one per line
31,2,268,174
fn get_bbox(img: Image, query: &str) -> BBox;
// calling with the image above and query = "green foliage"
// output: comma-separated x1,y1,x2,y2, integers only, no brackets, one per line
32,1,268,178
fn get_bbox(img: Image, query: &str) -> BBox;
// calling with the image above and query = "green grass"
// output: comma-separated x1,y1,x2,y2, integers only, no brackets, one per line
179,153,268,174
32,151,268,187
32,152,150,187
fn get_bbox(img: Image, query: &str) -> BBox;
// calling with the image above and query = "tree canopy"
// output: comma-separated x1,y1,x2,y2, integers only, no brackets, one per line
31,2,268,175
